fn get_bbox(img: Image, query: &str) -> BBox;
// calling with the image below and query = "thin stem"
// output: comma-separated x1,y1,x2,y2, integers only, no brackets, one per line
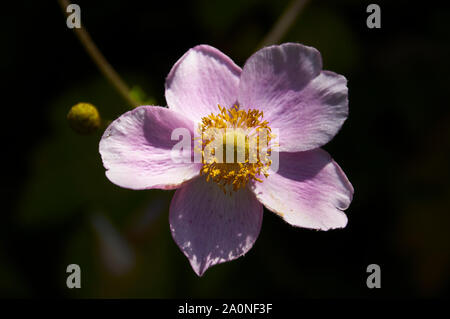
257,0,310,49
57,0,139,108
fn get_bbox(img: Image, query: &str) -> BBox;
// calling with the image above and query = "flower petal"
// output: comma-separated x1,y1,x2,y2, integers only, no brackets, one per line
251,149,353,230
99,106,201,190
165,45,242,123
169,177,263,276
238,43,348,152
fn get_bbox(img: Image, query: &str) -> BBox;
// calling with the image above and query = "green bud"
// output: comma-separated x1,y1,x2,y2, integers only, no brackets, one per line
67,102,101,134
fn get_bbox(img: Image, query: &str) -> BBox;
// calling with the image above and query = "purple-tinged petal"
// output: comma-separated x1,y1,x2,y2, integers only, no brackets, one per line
238,43,348,152
165,45,242,123
99,106,201,190
251,149,353,230
170,177,263,276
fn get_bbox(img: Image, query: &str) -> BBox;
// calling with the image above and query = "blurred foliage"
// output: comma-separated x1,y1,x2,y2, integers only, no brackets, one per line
285,6,361,73
129,85,156,106
18,76,152,227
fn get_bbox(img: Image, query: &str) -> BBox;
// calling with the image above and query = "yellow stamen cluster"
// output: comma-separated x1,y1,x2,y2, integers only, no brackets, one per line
198,104,273,193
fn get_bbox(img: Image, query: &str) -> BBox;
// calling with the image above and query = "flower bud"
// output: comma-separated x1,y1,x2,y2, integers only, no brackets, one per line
67,102,101,134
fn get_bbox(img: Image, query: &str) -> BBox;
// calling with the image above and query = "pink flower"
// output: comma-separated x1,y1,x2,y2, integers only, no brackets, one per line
99,43,354,276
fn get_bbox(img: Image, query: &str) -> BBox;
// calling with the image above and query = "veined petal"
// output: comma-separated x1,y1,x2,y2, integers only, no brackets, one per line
238,43,348,152
251,149,353,230
99,106,201,190
170,177,263,276
165,45,242,123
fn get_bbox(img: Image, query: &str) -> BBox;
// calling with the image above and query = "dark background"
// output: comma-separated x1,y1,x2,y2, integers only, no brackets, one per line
1,0,449,298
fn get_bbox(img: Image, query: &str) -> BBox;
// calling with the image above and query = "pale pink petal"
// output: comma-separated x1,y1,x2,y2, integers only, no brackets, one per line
165,45,242,123
99,106,201,190
238,43,348,152
251,149,353,230
170,177,263,276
